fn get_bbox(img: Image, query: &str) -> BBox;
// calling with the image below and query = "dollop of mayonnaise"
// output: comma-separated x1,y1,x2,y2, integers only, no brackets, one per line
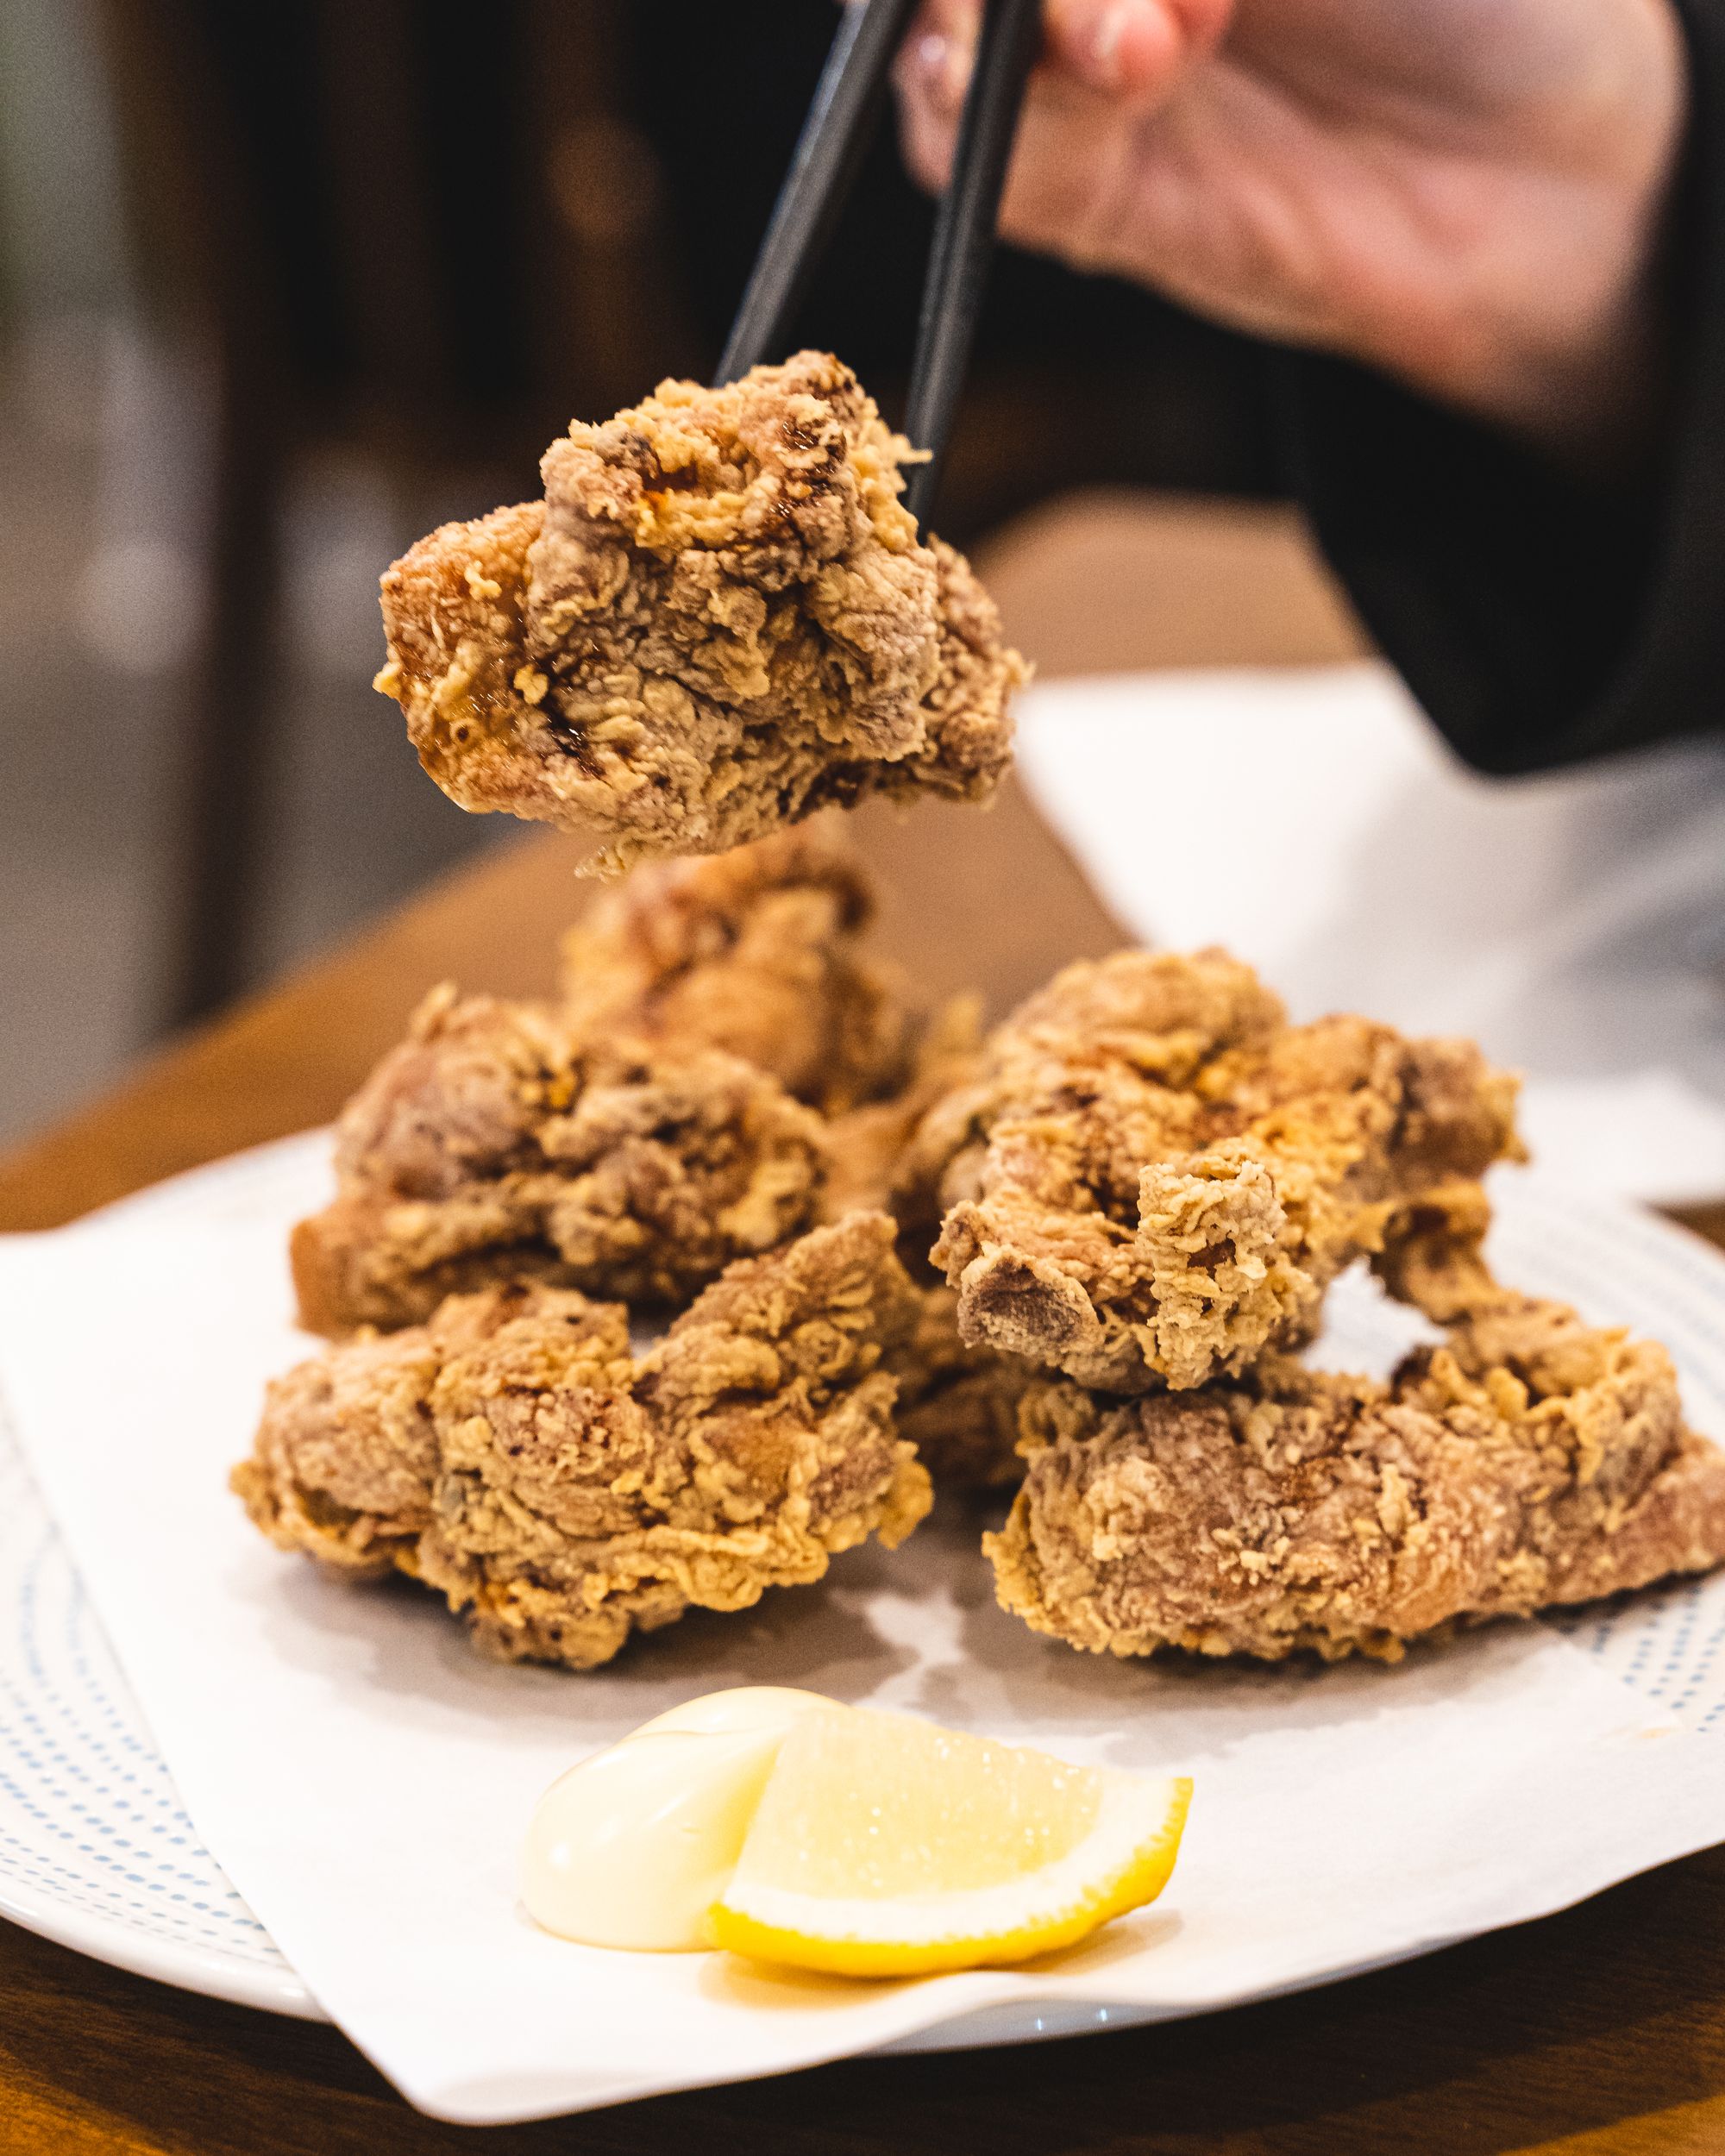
520,1687,841,1951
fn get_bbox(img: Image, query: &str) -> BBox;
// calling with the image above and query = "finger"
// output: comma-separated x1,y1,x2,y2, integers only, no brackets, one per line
1045,0,1189,94
992,76,1144,266
891,0,1226,204
894,0,1072,187
898,35,1136,268
893,13,975,190
905,0,1229,97
899,0,980,113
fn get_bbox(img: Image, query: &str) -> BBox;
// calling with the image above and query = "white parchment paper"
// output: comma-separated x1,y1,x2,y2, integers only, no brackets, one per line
1015,661,1725,1205
2,1154,1724,2123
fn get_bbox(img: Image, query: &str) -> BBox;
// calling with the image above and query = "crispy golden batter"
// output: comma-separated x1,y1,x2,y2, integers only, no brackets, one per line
291,985,828,1336
988,1290,1725,1663
236,1215,932,1670
557,826,913,1115
375,354,1022,873
911,949,1523,1393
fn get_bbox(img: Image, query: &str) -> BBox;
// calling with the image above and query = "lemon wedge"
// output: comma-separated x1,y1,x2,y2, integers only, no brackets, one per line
708,1708,1191,1977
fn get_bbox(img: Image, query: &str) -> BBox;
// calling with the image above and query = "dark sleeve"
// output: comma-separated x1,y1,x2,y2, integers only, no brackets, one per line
1275,0,1725,777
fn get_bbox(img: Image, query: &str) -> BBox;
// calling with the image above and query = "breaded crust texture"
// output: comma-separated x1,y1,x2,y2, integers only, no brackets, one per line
911,948,1524,1393
291,986,830,1336
988,1292,1725,1662
557,825,913,1115
238,1215,932,1669
375,354,1022,871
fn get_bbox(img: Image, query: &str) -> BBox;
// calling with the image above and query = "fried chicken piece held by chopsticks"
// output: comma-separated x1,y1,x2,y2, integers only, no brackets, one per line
375,353,1023,874
236,1214,933,1670
909,948,1524,1394
290,985,830,1337
988,1289,1725,1663
557,825,915,1116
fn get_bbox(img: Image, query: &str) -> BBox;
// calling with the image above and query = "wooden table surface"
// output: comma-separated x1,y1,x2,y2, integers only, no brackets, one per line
4,498,1723,2154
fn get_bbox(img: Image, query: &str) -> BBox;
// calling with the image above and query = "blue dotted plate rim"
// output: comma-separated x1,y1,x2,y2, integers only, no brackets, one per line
0,1138,334,2019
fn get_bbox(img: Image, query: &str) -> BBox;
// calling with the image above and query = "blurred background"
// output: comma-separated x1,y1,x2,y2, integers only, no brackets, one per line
0,0,1283,1150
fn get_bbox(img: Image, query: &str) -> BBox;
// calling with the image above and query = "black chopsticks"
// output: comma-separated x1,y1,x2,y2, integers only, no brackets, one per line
717,0,923,390
718,0,1043,531
901,0,1041,524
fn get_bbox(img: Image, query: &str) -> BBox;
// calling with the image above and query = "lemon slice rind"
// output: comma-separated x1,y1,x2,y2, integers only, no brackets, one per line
710,1771,1191,1977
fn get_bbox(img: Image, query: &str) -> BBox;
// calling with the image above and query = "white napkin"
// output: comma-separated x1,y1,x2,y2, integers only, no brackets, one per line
3,1156,1725,2122
1015,661,1725,1204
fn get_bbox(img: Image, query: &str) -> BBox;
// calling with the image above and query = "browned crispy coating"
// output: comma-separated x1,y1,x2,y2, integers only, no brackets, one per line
236,1215,933,1670
291,985,829,1337
910,949,1524,1394
557,825,913,1115
374,354,1022,873
988,1289,1725,1663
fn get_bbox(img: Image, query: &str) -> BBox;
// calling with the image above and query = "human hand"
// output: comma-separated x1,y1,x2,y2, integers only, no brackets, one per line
893,0,1685,466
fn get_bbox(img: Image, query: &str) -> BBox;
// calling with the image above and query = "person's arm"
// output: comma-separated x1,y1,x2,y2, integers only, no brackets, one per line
1285,0,1725,774
894,0,1720,774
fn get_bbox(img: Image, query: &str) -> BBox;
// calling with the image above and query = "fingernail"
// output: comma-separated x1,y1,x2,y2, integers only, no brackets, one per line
913,30,949,80
914,28,973,112
1091,3,1132,87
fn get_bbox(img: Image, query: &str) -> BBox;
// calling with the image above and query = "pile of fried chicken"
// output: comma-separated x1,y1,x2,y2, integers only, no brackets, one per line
234,827,1725,1670
237,352,1725,1670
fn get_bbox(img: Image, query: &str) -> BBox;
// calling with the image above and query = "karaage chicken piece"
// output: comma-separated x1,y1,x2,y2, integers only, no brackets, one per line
558,825,913,1115
237,1215,932,1670
988,1290,1725,1663
291,984,828,1337
374,353,1022,874
910,949,1523,1393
